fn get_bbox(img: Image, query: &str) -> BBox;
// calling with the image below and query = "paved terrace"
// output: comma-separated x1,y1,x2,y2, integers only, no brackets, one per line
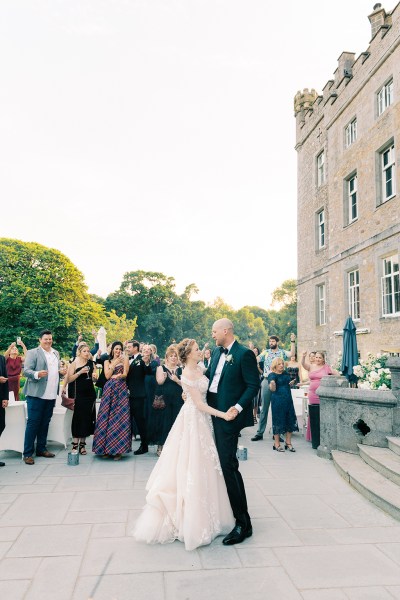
1,427,400,600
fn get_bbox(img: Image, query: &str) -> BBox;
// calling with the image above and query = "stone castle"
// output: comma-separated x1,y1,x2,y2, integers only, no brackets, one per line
294,3,400,362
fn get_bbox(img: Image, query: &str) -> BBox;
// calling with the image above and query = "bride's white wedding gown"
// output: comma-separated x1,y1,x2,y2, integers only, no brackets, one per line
132,374,235,551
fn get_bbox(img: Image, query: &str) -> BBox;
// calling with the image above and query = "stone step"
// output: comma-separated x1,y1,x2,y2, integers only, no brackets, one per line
387,436,400,456
332,450,400,522
357,444,400,486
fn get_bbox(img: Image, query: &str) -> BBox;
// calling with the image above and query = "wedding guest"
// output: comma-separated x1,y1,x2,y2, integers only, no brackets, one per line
71,330,99,360
149,344,161,366
153,345,182,456
126,340,152,455
286,354,302,388
268,357,299,452
23,330,64,465
252,346,263,424
5,339,27,401
302,350,338,449
203,347,212,369
92,341,131,460
142,344,159,427
251,334,296,442
62,342,97,455
0,355,9,467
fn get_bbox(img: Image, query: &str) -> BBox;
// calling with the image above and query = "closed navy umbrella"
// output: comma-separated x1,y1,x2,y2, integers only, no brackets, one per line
341,316,358,384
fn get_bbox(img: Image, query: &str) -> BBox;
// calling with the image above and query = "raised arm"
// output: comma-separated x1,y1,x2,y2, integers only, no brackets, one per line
301,350,310,371
4,343,15,359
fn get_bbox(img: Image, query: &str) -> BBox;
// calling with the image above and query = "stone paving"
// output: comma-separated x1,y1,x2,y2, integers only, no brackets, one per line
1,426,400,600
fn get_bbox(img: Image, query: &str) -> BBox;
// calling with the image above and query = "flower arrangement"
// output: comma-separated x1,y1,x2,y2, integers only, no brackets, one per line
353,352,392,390
331,351,392,390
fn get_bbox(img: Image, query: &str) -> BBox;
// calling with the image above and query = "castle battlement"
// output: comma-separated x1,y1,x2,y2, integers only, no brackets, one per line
294,2,400,146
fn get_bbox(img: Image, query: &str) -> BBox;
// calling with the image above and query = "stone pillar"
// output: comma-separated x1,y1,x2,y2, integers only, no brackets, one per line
387,357,400,435
317,376,348,459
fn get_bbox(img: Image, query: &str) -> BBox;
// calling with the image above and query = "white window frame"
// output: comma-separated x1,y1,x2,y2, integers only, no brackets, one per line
317,151,325,187
381,144,396,202
317,284,326,325
347,174,358,223
377,79,393,116
317,209,325,249
345,118,357,148
381,255,400,317
348,269,360,321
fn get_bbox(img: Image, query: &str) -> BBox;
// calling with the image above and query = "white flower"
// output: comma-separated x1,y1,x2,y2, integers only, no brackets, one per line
376,353,382,358
359,381,372,389
378,383,388,390
375,363,382,369
369,371,380,382
225,354,233,364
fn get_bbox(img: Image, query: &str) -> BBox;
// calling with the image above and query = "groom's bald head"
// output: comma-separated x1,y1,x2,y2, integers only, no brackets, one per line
212,318,234,347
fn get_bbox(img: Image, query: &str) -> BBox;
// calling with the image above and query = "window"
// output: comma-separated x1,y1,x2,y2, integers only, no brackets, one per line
377,79,393,116
381,255,400,316
347,174,358,223
317,209,325,249
317,151,325,187
348,269,360,320
381,144,396,202
317,284,326,325
345,118,357,147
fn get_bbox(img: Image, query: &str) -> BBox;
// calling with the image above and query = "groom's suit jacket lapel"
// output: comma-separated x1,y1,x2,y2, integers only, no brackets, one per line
208,347,221,386
218,340,238,387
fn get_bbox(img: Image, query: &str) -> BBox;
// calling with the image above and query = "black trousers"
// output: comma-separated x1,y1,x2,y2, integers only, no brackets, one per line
208,392,250,528
129,395,147,447
308,403,320,450
0,405,5,437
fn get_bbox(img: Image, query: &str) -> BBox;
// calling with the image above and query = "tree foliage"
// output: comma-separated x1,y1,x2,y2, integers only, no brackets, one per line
0,238,104,354
0,240,297,357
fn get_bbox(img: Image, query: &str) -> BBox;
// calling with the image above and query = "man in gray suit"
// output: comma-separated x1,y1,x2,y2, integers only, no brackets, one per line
23,330,64,465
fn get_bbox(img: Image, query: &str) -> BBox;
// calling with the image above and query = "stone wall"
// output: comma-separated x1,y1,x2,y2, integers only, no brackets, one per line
317,359,400,458
295,3,400,362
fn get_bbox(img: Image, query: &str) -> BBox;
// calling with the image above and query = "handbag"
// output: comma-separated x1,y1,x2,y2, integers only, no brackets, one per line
61,378,76,411
152,394,166,410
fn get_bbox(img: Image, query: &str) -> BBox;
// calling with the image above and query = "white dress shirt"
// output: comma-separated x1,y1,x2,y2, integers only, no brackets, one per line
35,348,59,400
209,342,243,414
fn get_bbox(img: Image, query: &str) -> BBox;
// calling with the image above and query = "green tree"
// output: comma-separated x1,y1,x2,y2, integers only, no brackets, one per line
0,238,104,354
103,310,137,343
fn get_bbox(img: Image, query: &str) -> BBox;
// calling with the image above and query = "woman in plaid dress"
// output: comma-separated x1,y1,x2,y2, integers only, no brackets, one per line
92,341,131,460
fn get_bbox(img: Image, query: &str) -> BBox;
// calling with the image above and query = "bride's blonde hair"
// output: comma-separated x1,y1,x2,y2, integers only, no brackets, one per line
177,338,196,365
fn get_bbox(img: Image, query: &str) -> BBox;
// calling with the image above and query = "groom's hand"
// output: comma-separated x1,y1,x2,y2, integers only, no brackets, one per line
182,391,187,402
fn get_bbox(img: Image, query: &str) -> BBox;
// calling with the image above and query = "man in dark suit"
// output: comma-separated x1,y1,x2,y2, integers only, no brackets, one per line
126,340,151,455
0,355,9,467
206,318,260,545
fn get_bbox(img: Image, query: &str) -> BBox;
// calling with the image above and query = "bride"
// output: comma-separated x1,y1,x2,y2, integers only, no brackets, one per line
133,338,236,551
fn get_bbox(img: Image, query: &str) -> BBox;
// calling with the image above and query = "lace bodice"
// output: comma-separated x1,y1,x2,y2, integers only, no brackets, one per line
181,373,209,403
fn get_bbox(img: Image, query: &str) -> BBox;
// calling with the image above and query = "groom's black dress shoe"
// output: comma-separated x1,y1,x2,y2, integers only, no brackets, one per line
134,445,148,455
222,524,253,545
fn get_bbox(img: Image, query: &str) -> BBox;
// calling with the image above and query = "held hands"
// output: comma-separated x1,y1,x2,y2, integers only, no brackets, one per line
2,399,9,408
225,406,239,421
269,380,276,392
182,391,187,402
0,376,8,384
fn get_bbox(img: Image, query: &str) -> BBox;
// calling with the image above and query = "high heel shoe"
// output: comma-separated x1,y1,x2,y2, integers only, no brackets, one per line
285,443,296,452
273,444,285,452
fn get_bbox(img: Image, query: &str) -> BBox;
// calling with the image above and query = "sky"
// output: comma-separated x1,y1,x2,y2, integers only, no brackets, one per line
0,0,376,309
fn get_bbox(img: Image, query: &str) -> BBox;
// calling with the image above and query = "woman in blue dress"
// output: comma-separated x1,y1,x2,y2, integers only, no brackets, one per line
268,357,299,452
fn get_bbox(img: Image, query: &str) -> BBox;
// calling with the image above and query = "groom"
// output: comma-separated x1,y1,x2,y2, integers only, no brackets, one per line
206,318,260,545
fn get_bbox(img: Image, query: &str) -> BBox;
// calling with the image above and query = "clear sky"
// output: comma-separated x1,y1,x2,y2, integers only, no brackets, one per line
0,0,376,308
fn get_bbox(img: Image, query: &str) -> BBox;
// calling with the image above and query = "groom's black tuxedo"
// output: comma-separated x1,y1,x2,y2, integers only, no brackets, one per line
206,340,260,530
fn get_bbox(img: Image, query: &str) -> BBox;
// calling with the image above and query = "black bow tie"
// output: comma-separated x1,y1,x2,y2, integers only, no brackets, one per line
219,347,228,355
